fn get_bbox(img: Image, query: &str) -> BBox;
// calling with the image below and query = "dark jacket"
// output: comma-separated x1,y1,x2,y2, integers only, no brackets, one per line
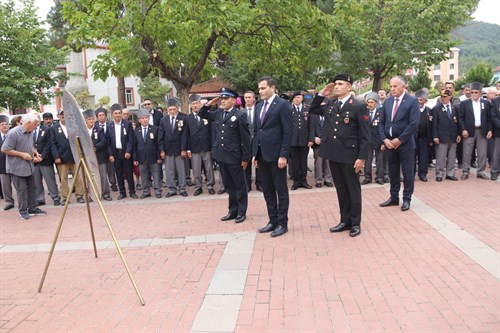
90,125,111,164
431,103,460,143
34,125,54,166
186,112,212,153
50,123,75,164
291,104,310,146
458,98,491,137
108,120,134,156
133,124,161,164
158,113,188,156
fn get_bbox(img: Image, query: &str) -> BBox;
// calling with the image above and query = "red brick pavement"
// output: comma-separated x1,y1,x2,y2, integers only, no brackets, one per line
1,169,499,332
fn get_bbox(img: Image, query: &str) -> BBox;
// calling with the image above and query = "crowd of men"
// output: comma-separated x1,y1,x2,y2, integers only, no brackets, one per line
1,76,499,238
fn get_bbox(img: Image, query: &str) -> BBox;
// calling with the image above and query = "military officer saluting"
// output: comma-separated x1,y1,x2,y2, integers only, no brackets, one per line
198,87,251,224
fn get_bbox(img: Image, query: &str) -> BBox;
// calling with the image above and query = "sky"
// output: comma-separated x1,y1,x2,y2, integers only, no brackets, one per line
30,0,500,25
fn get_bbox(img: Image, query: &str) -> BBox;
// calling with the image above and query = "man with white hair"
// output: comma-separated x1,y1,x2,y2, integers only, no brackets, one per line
1,113,46,220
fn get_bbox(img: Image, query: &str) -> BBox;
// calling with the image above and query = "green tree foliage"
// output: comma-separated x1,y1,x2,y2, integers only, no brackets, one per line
327,0,479,91
408,68,432,92
464,63,494,86
61,0,336,109
0,0,68,112
138,72,171,106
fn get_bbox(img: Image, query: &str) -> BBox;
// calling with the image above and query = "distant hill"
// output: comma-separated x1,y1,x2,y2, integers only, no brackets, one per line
452,21,500,76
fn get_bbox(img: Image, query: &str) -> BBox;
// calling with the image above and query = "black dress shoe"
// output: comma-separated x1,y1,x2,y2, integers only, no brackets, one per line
155,193,162,198
419,176,428,182
218,189,226,195
349,225,361,237
208,188,216,194
179,191,188,197
53,200,61,206
117,193,127,200
193,188,203,196
76,197,85,204
111,185,118,192
384,177,390,183
491,173,499,181
376,179,384,185
221,212,237,221
165,192,177,198
379,198,399,207
401,201,411,211
258,223,276,233
37,201,46,206
445,176,458,181
436,177,443,182
330,222,350,233
361,179,372,185
324,182,334,187
301,183,312,189
291,184,299,190
140,193,151,199
3,204,15,211
271,225,288,237
130,193,139,199
103,196,113,201
235,215,246,223
315,183,322,188
186,179,194,186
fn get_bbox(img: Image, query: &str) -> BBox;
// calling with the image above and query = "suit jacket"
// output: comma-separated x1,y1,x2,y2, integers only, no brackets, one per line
378,92,420,150
0,131,7,174
150,109,163,127
367,108,383,149
50,123,75,164
90,126,110,164
158,113,188,156
242,106,257,139
186,113,212,153
133,124,161,164
309,94,370,163
34,125,54,166
108,120,134,157
458,98,491,137
308,114,324,148
199,105,251,164
431,103,460,143
291,103,310,146
490,98,500,137
252,96,293,162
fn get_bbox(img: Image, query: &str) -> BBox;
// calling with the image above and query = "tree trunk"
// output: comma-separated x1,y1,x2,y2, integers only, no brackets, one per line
174,84,192,115
117,76,126,107
372,71,384,92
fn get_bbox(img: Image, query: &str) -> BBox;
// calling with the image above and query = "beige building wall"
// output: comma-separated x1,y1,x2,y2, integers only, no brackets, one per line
428,47,460,86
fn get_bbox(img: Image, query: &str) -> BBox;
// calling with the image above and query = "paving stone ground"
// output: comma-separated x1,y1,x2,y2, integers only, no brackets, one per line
1,161,499,333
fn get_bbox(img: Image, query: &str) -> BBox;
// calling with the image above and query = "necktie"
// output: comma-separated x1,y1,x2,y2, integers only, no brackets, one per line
446,105,451,118
260,101,269,125
195,115,200,125
296,106,300,113
370,110,374,122
33,128,38,144
392,98,399,120
143,127,147,140
248,108,252,125
320,115,324,126
171,117,175,132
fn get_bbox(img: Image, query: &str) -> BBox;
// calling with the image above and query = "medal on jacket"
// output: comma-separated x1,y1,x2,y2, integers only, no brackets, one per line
58,127,62,133
231,116,236,122
41,131,45,137
94,132,98,139
123,128,127,135
344,111,350,124
177,120,183,131
203,119,208,125
150,133,154,139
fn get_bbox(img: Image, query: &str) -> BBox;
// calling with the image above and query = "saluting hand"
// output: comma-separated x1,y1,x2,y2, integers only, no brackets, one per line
319,83,335,96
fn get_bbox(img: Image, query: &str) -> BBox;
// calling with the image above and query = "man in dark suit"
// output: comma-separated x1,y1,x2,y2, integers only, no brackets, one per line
143,98,163,127
199,87,251,223
490,96,500,180
378,76,420,211
133,108,162,199
253,77,293,237
50,110,86,204
414,90,433,182
308,112,333,188
108,103,138,199
431,90,461,182
186,94,215,196
458,82,492,180
159,98,189,197
95,107,117,192
309,74,370,237
242,90,261,192
290,91,313,190
362,92,385,185
33,113,61,206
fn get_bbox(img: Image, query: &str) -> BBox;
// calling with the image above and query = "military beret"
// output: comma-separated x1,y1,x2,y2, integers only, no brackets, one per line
82,109,95,119
167,98,180,108
42,112,53,119
365,92,379,103
469,82,483,91
415,90,429,100
292,91,303,99
440,89,452,97
332,73,354,85
95,107,107,116
220,87,238,98
137,108,150,119
188,94,201,103
110,103,123,111
0,115,8,124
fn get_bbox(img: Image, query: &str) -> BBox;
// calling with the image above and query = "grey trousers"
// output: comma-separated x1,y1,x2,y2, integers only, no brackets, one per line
98,163,111,198
106,160,116,187
191,151,215,190
435,142,457,178
11,174,36,214
139,162,162,195
0,173,14,205
463,129,488,174
313,147,332,183
491,137,500,174
364,148,384,181
33,164,60,203
165,155,186,193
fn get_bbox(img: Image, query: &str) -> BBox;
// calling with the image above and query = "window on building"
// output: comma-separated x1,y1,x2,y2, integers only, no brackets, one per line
434,64,440,70
434,75,441,82
125,88,134,106
449,51,454,58
450,64,454,70
449,74,454,80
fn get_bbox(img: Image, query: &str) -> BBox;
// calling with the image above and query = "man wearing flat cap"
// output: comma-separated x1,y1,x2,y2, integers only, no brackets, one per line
362,92,385,185
309,74,370,237
108,103,138,199
431,89,461,182
199,87,251,223
458,82,492,180
94,107,118,192
290,91,313,190
159,98,189,197
414,90,433,182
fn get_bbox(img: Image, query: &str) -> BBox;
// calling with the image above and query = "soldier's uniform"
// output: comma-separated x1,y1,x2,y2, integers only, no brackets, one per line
290,91,312,189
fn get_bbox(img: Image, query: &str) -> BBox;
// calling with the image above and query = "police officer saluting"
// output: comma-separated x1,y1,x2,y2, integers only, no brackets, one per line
198,88,251,223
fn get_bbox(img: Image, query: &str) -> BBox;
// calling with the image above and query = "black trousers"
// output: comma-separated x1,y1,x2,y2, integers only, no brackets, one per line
329,161,362,227
113,151,135,195
258,159,289,227
219,162,247,215
290,146,309,185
